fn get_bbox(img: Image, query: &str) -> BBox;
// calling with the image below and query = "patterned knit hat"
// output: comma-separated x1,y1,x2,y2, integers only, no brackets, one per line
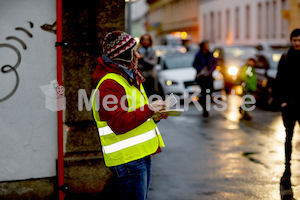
102,31,137,63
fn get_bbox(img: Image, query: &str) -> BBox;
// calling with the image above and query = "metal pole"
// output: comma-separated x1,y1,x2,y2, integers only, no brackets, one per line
56,0,65,199
127,0,132,35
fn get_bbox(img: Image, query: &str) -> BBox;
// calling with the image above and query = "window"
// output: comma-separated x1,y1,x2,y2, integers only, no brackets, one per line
273,0,277,38
210,12,215,43
258,3,262,39
226,9,230,41
281,0,288,38
235,7,239,39
245,5,250,39
266,1,270,39
203,14,207,39
218,11,222,40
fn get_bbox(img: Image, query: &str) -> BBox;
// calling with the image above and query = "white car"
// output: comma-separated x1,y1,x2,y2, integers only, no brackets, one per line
155,52,224,100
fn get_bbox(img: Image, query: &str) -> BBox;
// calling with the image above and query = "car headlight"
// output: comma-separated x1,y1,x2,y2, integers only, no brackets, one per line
165,80,178,86
228,66,238,76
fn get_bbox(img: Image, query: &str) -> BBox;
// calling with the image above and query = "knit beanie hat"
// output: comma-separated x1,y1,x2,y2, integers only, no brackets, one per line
102,31,137,63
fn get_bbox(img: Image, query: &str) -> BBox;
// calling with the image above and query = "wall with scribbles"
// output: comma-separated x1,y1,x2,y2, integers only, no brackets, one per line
0,0,57,181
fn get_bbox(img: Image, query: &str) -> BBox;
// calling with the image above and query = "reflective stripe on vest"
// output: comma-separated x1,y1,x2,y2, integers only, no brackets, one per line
98,119,151,136
98,124,162,155
102,129,157,154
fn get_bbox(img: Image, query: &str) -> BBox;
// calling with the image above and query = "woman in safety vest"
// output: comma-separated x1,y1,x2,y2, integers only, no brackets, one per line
92,31,167,200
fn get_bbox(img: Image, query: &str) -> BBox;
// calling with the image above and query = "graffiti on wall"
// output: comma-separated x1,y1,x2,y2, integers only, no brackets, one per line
0,22,34,102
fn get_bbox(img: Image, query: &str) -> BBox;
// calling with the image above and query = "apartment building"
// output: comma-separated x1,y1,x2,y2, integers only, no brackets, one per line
146,0,299,46
199,0,294,45
146,0,200,44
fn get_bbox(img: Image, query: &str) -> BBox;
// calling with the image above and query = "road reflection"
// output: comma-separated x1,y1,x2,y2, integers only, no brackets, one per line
226,94,242,122
223,94,297,199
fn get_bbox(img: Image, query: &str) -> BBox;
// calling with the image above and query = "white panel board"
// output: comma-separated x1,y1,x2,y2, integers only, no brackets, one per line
0,0,57,181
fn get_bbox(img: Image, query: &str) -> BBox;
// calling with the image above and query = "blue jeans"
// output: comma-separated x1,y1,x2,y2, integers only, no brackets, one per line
109,156,152,200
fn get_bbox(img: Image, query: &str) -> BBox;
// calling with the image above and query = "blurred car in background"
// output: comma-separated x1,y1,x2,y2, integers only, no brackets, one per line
154,52,224,100
256,42,290,51
152,45,186,58
213,45,258,92
254,50,285,109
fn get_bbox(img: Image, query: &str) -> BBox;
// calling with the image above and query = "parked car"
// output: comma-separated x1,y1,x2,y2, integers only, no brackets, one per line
152,45,187,58
254,50,285,109
213,45,258,92
154,52,224,100
256,42,290,51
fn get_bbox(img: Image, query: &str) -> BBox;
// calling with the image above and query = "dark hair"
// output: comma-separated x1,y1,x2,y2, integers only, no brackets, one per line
247,57,256,64
199,40,209,49
290,28,300,41
140,33,153,47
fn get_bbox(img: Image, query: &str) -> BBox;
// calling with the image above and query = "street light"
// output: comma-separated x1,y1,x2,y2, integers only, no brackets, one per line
125,0,139,35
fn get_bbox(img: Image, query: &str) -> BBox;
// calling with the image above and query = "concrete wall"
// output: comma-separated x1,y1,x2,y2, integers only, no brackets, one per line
0,0,57,182
61,0,125,196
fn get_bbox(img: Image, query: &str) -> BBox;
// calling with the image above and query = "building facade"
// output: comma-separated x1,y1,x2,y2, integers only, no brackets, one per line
146,0,200,44
199,0,296,46
127,0,149,38
289,0,300,34
146,0,299,46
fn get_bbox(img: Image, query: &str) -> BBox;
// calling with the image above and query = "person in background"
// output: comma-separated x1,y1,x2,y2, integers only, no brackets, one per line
138,33,157,96
276,28,300,167
92,31,167,200
239,57,257,120
193,40,216,117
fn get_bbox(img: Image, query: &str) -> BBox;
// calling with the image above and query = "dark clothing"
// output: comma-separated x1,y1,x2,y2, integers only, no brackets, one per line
193,50,216,114
138,46,157,96
281,104,300,164
276,47,300,105
193,51,216,76
276,47,300,164
198,77,213,114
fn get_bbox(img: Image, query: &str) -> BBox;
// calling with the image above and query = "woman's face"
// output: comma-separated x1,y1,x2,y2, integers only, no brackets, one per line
141,36,151,47
129,46,140,70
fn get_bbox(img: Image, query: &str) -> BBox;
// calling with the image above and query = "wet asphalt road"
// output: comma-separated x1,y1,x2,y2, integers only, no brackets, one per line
148,96,300,200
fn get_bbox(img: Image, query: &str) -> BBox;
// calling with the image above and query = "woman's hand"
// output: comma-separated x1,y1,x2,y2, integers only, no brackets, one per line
152,113,168,122
149,100,169,122
149,100,165,113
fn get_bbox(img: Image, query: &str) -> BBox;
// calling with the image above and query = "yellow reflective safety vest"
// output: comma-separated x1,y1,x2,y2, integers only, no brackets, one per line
92,73,165,167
